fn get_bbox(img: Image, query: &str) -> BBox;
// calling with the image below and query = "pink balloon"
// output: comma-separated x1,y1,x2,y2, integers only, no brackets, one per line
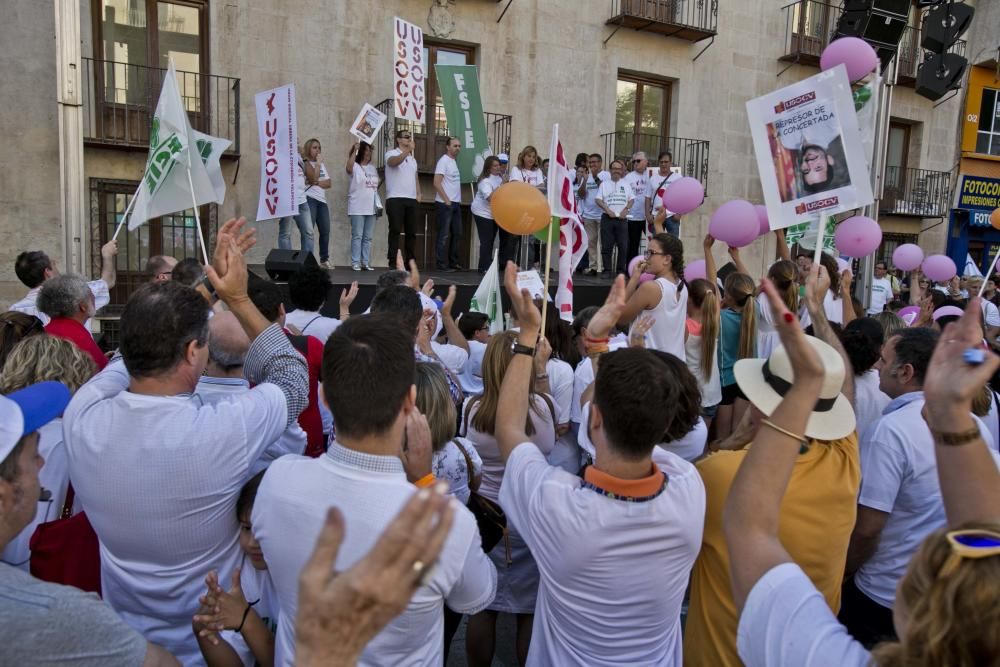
627,255,644,277
933,305,964,321
639,273,655,284
661,177,704,215
892,243,924,272
834,215,882,258
820,36,878,83
755,205,770,237
709,200,759,248
921,254,957,283
685,259,707,282
897,305,920,321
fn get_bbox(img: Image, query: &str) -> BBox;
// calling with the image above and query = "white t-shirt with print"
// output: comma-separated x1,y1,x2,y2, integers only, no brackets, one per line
580,171,611,220
458,340,487,396
867,276,892,314
347,163,379,216
433,437,483,505
471,175,502,220
509,166,545,187
434,154,462,204
219,553,279,667
623,170,649,220
294,159,307,207
647,171,681,217
384,148,418,200
304,162,329,204
597,179,631,218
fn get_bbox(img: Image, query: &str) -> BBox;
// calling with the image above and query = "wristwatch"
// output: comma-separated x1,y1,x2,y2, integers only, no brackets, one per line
511,342,535,357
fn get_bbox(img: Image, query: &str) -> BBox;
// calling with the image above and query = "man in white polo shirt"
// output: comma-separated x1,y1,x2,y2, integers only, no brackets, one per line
495,269,705,665
252,314,496,666
63,219,309,665
384,129,422,266
840,326,1000,647
433,137,464,272
10,242,117,328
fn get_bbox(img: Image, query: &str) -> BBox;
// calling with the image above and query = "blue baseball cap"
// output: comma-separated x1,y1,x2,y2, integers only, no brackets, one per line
0,382,72,463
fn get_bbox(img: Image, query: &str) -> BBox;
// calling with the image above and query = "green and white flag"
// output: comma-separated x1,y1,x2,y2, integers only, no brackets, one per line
435,64,492,183
784,215,837,254
470,249,505,334
129,61,230,230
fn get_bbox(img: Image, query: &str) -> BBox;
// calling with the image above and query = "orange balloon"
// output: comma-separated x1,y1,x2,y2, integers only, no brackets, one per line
491,182,552,236
991,208,1000,231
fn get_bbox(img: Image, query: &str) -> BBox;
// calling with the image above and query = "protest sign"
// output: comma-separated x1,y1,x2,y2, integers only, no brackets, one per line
349,103,388,144
516,270,548,300
747,65,873,230
255,84,298,221
393,17,425,122
435,64,492,182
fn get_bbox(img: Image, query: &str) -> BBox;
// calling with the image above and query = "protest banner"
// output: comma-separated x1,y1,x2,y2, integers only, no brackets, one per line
547,124,587,322
747,65,873,231
393,17,425,122
435,64,492,182
470,250,505,334
255,84,298,221
349,103,388,144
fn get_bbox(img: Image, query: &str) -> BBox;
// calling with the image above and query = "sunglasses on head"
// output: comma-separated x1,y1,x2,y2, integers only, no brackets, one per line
937,529,1000,578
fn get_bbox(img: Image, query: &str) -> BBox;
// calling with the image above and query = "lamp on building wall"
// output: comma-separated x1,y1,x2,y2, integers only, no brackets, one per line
915,1,975,101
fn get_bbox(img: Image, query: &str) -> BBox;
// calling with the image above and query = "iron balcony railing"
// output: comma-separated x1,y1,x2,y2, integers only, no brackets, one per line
82,57,240,155
601,131,710,192
372,98,511,174
607,0,718,42
780,0,840,66
881,166,951,218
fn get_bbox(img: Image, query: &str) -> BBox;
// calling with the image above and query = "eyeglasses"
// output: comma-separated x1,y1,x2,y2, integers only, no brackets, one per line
938,529,1000,578
399,134,412,139
478,325,490,332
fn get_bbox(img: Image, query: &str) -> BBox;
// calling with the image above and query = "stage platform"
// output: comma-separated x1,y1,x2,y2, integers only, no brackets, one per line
249,265,615,320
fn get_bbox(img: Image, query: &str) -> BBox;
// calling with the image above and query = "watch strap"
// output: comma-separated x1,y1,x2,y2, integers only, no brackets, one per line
512,342,535,357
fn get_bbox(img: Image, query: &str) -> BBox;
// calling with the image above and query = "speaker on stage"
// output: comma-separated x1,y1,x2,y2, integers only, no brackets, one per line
264,249,318,281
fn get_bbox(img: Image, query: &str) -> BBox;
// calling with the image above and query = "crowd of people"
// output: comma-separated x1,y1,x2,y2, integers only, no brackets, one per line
1,211,999,667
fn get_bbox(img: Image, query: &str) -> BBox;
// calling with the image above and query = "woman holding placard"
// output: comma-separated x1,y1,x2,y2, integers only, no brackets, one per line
303,139,333,268
345,141,380,271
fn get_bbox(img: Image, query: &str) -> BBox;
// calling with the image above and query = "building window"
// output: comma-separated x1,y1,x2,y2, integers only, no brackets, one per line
976,87,1000,156
615,74,671,156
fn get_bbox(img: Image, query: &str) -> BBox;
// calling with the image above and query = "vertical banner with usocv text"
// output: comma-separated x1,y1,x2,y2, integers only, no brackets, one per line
435,64,491,183
747,65,873,230
255,84,298,221
393,17,425,122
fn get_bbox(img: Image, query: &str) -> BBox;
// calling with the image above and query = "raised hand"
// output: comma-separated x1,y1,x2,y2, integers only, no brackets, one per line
762,277,824,391
587,275,628,340
441,284,457,319
205,237,248,305
340,281,359,311
401,408,433,483
535,336,552,367
100,240,119,260
408,259,421,291
804,262,830,312
421,279,434,297
396,250,406,272
211,217,256,278
415,308,436,353
503,261,541,336
629,315,656,348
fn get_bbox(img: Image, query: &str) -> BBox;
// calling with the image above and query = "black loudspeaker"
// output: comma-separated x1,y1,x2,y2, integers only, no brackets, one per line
916,52,968,101
843,0,909,17
264,249,318,281
921,3,974,53
835,10,908,47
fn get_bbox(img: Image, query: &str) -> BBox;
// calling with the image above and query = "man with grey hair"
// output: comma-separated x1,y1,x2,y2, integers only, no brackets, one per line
194,310,306,475
623,151,650,261
145,255,178,282
38,274,107,371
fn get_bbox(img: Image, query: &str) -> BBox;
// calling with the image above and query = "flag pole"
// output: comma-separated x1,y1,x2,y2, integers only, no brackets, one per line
812,214,825,268
540,216,556,336
979,247,1000,298
186,167,211,266
111,182,143,242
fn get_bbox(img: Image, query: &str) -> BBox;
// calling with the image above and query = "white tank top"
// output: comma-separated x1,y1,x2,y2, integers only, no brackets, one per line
685,319,723,407
644,276,687,360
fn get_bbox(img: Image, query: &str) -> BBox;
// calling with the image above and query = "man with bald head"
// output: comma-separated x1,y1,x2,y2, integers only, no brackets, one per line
195,311,307,475
623,151,649,261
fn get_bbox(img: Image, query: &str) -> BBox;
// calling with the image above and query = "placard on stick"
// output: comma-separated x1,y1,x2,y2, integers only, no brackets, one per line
349,103,388,144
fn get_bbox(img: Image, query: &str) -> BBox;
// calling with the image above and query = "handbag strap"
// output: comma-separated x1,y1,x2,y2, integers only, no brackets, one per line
453,439,475,489
300,315,322,334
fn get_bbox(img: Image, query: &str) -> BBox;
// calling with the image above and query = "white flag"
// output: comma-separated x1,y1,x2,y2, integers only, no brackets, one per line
469,250,505,334
964,253,984,278
129,61,229,230
547,124,588,322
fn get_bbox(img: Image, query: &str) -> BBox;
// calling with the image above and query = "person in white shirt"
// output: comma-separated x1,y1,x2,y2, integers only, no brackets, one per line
616,233,688,359
253,314,496,667
841,317,890,438
471,156,510,273
63,219,309,665
194,311,307,477
492,270,705,666
965,275,1000,342
457,312,490,396
434,137,464,272
867,261,894,315
384,129,422,266
346,141,381,272
508,145,545,190
842,326,1000,647
302,139,334,269
576,153,610,276
278,154,314,255
646,151,683,237
623,151,649,261
10,242,117,329
285,266,355,344
595,159,633,278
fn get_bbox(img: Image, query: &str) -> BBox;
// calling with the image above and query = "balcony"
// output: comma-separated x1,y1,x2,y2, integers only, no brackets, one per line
896,26,966,87
602,131,710,192
82,57,240,156
880,167,951,218
780,0,840,68
372,99,511,174
607,0,718,43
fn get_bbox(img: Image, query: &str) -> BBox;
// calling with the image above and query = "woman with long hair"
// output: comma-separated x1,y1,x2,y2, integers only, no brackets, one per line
756,259,800,359
302,138,333,268
463,331,555,667
717,271,757,440
508,146,546,268
345,141,380,271
685,278,722,429
471,156,511,273
615,233,688,359
0,335,96,570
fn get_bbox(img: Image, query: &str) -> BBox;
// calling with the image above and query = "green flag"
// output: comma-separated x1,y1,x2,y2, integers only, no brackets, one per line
434,64,491,183
784,215,836,254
